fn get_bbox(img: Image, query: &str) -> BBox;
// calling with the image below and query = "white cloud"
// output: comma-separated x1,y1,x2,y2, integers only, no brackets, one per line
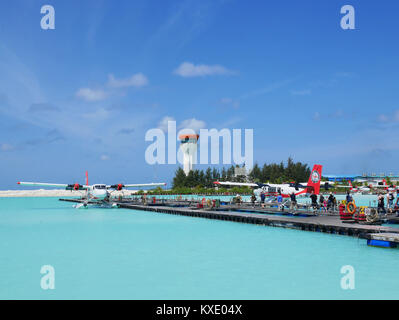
179,118,206,133
107,73,149,88
158,116,176,132
76,88,107,102
157,116,206,134
76,73,148,102
100,154,110,161
174,62,234,78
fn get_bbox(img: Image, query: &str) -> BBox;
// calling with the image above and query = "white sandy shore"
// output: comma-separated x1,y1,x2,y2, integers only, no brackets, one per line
0,189,138,198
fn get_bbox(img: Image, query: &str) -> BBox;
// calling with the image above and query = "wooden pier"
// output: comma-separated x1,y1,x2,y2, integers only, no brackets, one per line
59,197,399,244
117,203,397,238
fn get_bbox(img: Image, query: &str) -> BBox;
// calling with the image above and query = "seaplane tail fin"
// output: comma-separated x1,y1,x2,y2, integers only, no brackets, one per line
306,164,323,195
348,180,353,190
85,171,89,186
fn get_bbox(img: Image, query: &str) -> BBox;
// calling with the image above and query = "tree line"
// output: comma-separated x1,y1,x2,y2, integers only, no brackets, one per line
172,158,311,189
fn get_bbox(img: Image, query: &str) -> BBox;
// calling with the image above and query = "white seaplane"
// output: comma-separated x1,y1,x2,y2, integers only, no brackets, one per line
17,171,166,208
341,179,396,194
214,164,323,200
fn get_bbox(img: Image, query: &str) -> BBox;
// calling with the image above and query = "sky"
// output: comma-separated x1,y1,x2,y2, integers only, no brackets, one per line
1,0,399,189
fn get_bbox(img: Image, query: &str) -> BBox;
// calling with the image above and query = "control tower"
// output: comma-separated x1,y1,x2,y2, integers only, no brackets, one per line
178,134,199,175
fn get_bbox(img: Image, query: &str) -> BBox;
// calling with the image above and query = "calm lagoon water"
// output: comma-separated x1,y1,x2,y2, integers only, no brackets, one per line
0,197,398,300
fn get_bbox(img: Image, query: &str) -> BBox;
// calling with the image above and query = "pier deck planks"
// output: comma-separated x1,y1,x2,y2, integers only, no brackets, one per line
117,203,397,237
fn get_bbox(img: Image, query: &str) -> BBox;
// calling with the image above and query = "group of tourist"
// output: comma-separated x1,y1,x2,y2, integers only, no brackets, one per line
377,191,399,214
256,190,338,212
247,188,399,216
309,192,338,212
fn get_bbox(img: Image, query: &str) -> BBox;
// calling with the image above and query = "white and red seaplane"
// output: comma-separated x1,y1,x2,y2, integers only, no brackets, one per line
213,164,323,200
17,171,166,208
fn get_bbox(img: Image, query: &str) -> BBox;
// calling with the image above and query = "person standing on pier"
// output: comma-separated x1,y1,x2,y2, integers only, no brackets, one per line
251,193,256,207
319,194,325,210
277,192,283,203
333,195,337,211
290,192,297,212
387,191,394,213
260,192,266,208
378,193,386,215
327,193,334,211
395,192,399,216
346,191,353,203
310,191,318,211
277,192,283,210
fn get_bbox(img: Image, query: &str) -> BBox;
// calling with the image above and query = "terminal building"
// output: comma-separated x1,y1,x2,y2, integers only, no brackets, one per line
323,173,399,183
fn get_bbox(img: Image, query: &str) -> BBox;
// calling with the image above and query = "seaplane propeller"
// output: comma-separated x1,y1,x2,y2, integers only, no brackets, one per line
109,184,125,191
66,183,84,191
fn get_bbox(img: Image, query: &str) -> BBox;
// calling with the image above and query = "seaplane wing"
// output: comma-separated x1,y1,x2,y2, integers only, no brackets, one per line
213,181,262,187
109,183,167,189
17,182,69,188
17,182,89,190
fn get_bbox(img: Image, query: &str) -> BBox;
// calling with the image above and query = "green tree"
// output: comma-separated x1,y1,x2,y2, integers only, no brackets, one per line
212,168,220,182
185,170,196,187
172,168,187,188
249,163,261,182
221,167,227,181
199,170,205,186
226,165,235,181
205,168,213,188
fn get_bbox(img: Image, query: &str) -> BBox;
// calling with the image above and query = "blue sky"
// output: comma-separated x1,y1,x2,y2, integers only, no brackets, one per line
1,0,399,189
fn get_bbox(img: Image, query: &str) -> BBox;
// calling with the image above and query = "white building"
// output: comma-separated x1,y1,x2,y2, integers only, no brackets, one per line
179,134,199,175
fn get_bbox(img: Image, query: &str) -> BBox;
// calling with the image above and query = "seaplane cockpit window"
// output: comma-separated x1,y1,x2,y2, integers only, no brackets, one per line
95,185,106,189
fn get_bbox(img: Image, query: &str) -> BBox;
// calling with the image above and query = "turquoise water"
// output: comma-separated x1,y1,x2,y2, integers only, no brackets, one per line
0,197,398,300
